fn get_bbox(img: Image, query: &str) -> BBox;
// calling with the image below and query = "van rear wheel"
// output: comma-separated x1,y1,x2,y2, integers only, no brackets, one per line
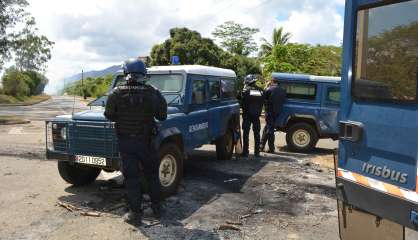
216,127,234,160
58,161,101,186
286,123,318,153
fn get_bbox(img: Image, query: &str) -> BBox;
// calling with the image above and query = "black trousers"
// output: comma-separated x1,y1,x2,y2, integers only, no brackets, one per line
242,114,261,155
117,135,161,212
261,112,277,151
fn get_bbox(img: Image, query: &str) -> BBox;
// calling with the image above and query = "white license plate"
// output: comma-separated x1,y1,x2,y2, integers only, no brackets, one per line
75,155,107,166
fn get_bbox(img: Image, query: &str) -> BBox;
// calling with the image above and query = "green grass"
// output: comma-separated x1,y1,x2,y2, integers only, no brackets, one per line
0,94,18,104
0,94,50,105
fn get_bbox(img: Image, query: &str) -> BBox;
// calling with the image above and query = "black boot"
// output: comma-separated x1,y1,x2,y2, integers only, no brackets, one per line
123,210,142,225
151,203,162,219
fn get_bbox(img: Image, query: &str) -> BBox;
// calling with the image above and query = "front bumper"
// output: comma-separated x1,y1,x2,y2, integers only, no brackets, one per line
336,176,418,230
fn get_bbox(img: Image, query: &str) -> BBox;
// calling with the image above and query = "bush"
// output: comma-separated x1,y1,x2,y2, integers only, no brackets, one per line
2,69,31,97
23,70,48,95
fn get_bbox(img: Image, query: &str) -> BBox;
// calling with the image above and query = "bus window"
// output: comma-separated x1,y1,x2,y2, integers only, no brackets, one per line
353,0,418,103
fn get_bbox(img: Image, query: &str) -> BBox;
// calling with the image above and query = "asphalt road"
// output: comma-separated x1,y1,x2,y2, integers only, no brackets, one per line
0,95,88,121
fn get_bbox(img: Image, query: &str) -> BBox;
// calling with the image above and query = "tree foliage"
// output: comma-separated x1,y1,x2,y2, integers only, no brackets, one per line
1,67,49,97
13,17,54,71
262,43,342,77
212,21,259,56
65,74,114,98
151,28,224,66
0,0,28,70
0,0,53,71
150,27,261,83
259,27,291,57
1,68,30,97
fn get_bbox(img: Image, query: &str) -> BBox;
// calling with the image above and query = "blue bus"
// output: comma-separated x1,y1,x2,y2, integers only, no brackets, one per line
336,0,418,238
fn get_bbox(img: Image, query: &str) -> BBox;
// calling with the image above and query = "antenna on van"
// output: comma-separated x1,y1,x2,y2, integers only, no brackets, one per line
71,69,83,116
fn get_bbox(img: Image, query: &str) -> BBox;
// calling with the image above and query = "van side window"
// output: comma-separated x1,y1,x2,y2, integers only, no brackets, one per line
209,80,220,101
192,80,206,105
280,83,317,100
326,87,340,103
353,1,418,102
221,79,236,99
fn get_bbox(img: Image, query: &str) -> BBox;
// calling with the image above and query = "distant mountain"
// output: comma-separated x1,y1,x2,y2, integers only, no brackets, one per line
64,65,121,85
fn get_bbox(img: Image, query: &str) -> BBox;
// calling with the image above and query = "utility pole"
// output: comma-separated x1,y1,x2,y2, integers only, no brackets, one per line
81,69,86,99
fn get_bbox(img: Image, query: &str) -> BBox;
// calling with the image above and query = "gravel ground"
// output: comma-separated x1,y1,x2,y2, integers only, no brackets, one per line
0,97,416,239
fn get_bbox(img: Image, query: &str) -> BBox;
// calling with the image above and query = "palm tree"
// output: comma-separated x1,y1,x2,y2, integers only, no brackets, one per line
259,27,291,57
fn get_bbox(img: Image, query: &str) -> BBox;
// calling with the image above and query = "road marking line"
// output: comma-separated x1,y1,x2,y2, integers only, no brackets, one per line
8,127,24,135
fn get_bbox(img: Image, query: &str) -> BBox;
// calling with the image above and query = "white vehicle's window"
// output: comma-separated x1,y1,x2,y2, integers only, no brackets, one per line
148,74,183,92
114,74,183,92
192,80,206,105
221,79,236,99
326,86,340,103
280,82,317,100
209,80,220,101
353,0,418,102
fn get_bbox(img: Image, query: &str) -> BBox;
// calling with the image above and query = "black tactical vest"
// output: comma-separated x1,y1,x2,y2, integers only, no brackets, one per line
112,84,157,136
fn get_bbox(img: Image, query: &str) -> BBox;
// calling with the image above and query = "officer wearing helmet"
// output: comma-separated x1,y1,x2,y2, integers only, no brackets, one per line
238,74,265,158
104,59,167,224
260,77,286,153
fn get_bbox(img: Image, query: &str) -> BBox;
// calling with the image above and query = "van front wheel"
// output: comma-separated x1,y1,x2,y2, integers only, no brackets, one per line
286,123,318,153
58,161,101,186
216,127,234,160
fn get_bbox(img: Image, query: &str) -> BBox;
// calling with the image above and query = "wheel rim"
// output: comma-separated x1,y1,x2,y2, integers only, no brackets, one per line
159,154,177,187
292,129,311,148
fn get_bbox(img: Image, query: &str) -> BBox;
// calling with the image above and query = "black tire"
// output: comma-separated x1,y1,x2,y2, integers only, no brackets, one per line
58,161,101,186
216,127,234,160
158,143,183,198
286,122,319,153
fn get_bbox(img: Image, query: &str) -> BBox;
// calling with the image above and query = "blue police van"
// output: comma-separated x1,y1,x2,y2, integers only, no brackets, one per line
46,65,240,197
272,73,340,152
336,0,418,238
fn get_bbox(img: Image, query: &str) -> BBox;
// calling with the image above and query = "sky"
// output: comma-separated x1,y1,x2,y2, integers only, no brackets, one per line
25,0,346,94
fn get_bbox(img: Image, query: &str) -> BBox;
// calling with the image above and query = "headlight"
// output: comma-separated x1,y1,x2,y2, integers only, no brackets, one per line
60,127,67,140
46,122,54,151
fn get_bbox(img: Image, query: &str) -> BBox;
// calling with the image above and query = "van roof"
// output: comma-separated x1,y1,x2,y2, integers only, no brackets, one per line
272,72,341,83
147,65,236,78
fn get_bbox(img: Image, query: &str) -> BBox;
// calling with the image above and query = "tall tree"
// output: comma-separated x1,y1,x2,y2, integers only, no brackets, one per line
212,21,259,56
12,17,54,71
0,0,28,70
151,28,224,66
259,27,291,57
262,43,342,77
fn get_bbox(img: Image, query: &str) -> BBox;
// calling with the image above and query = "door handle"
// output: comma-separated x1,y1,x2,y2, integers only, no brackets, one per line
339,121,363,142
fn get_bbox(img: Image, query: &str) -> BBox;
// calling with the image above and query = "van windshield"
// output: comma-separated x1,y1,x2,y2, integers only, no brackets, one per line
114,74,184,92
113,74,184,105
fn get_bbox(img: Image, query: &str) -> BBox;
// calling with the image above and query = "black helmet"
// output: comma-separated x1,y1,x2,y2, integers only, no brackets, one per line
122,59,147,83
244,74,257,85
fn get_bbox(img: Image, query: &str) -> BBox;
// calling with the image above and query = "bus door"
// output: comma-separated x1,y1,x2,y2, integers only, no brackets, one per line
337,0,418,238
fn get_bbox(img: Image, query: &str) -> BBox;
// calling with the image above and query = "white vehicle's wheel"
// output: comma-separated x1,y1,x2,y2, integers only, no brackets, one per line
286,123,318,153
158,143,183,198
216,127,234,160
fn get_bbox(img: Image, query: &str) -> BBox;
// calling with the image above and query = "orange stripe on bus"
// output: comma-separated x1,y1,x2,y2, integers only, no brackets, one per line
383,183,403,198
416,175,418,194
352,173,369,187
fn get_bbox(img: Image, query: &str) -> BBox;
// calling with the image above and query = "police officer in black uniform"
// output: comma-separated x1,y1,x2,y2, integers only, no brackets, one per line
239,74,265,158
104,59,167,224
260,78,286,153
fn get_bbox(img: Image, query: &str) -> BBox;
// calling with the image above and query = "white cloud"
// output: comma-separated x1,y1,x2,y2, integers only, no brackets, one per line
26,0,345,94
